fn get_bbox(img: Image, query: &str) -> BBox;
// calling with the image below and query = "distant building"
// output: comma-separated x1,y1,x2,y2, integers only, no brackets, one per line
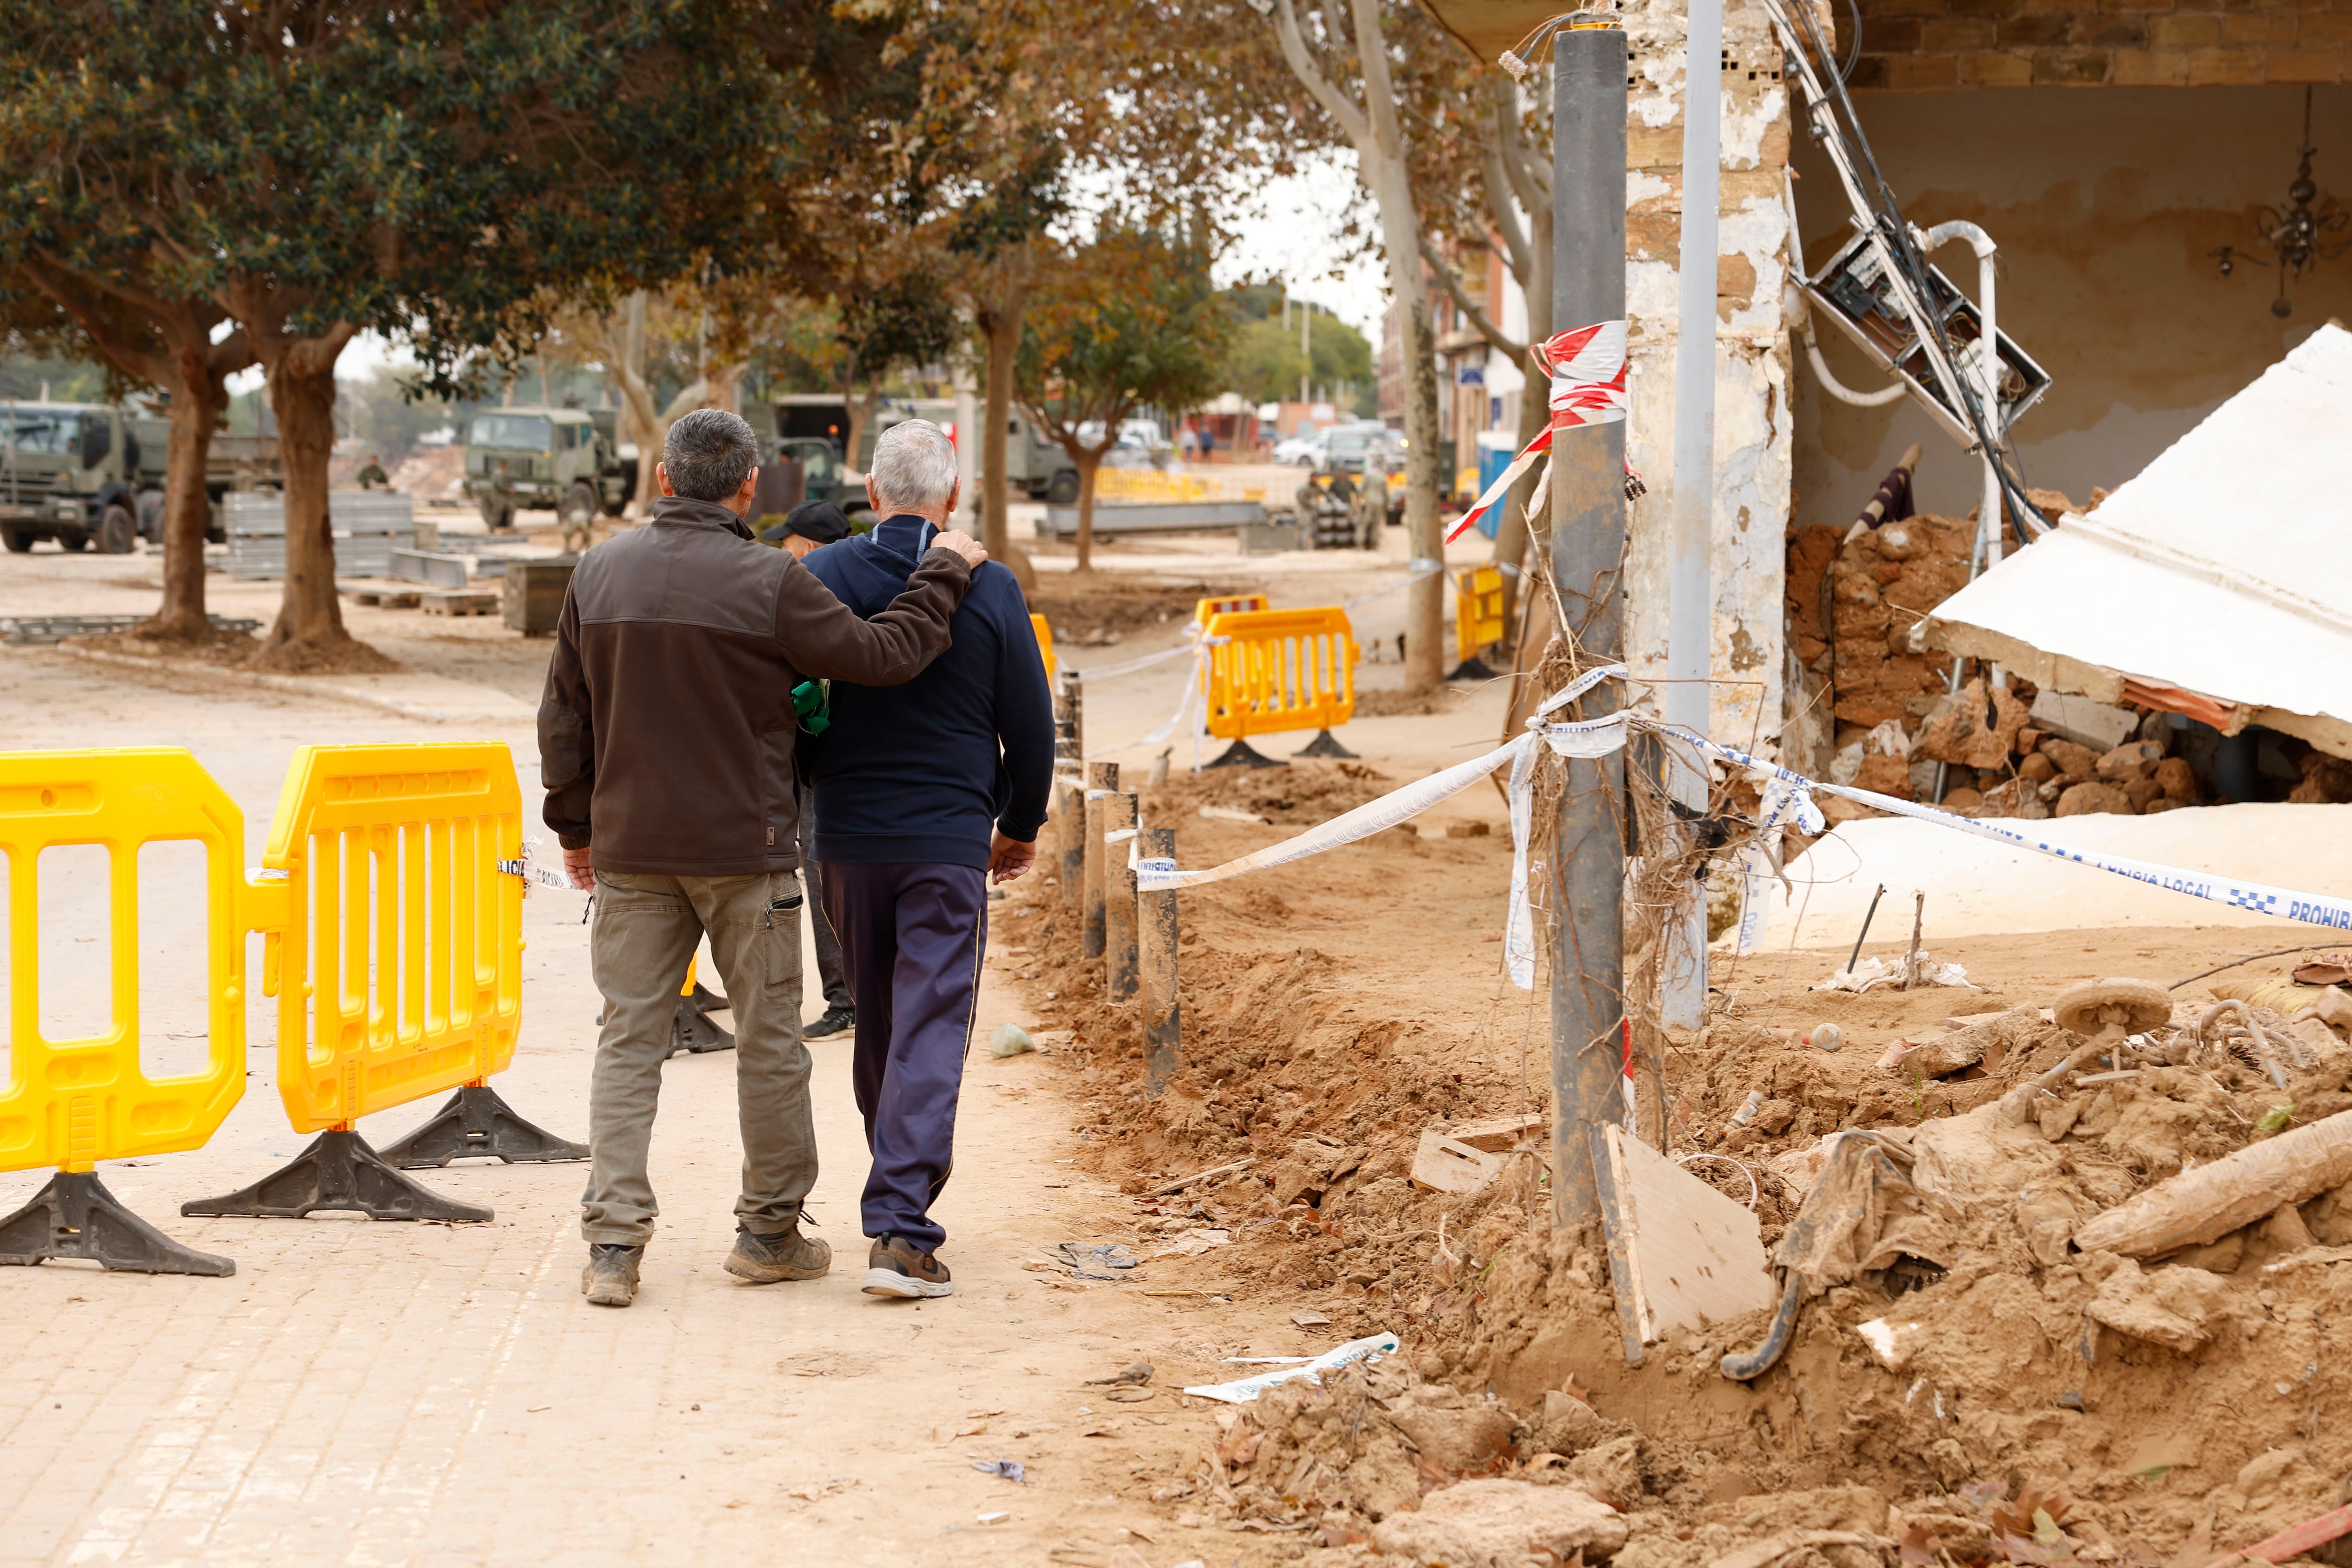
1381,237,1529,500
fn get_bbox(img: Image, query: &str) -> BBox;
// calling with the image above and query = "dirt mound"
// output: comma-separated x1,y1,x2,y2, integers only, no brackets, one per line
1005,816,2352,1563
1026,575,1251,647
1145,758,1399,828
71,625,405,676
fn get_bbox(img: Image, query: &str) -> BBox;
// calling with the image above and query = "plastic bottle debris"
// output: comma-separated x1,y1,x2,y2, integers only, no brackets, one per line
1810,1023,1844,1053
988,1023,1037,1058
1730,1089,1767,1128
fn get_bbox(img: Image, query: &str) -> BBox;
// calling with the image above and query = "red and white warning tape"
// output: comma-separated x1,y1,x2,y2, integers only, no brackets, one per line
1446,320,1631,544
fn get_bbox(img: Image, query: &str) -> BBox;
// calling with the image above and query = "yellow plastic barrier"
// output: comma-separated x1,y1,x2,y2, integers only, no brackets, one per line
1031,612,1057,681
1192,593,1270,627
1094,469,1270,505
182,741,576,1222
0,748,287,1275
1454,565,1506,664
262,743,524,1132
1200,607,1360,764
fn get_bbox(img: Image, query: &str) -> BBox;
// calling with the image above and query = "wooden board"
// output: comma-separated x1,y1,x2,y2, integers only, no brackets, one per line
1596,1125,1777,1349
1408,1115,1545,1195
341,585,421,609
419,589,500,617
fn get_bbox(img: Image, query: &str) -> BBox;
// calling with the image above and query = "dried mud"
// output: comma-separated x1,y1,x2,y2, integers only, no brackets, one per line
994,774,2352,1565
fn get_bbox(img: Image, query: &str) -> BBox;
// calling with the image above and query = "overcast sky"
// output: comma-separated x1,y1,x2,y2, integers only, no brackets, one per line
311,150,1389,392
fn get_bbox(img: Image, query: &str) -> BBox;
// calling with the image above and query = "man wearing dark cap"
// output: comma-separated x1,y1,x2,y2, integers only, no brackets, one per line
758,499,854,560
756,499,859,1041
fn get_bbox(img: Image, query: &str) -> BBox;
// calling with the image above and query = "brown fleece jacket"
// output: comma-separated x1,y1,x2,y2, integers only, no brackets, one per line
536,494,971,875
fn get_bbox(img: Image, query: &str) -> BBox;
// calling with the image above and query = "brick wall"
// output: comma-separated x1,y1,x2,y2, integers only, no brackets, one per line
1847,0,2350,90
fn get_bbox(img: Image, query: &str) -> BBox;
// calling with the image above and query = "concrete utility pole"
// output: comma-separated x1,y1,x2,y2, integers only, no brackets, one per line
1661,0,1724,1031
1549,17,1631,1230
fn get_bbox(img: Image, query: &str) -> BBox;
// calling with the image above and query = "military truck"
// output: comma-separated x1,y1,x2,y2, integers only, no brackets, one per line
461,405,635,532
772,395,1082,504
1,401,166,554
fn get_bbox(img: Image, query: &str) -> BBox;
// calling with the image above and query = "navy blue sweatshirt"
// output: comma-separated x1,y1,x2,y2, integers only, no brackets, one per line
800,515,1055,869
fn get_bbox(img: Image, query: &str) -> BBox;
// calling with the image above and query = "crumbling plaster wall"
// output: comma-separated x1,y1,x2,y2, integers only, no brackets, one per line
1620,0,1796,756
1792,84,2352,525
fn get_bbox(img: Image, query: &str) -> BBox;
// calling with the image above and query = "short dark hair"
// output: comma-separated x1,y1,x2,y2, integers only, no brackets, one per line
663,408,758,501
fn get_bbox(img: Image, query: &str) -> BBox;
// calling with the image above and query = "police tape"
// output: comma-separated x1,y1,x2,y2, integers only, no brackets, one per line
1135,665,1623,919
1340,557,1450,610
1659,725,2352,943
1136,664,2352,988
1084,658,1203,762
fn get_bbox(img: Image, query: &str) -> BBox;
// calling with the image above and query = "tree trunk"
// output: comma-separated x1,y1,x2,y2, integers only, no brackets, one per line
1074,449,1102,572
978,292,1022,559
704,361,743,415
1371,158,1446,694
146,356,227,640
848,385,884,475
262,333,366,666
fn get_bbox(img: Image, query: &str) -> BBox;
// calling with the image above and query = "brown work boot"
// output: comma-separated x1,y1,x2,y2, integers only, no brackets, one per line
862,1234,952,1299
581,1243,643,1307
723,1221,832,1284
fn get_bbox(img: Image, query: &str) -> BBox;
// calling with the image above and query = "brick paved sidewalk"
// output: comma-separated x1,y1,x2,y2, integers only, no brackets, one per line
0,660,1192,1568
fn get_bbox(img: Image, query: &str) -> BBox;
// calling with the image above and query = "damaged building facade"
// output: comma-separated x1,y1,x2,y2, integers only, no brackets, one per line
1573,0,2352,787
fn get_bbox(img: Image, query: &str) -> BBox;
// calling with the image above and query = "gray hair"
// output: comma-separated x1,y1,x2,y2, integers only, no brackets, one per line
869,419,959,514
662,408,758,501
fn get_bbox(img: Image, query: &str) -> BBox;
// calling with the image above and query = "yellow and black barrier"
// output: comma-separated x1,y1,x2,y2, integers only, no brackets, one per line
0,742,585,1276
185,743,584,1222
0,750,280,1275
1453,565,1506,675
1192,592,1270,627
1199,606,1360,768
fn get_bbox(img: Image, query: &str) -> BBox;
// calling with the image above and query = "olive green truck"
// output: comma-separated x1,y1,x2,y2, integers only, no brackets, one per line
461,405,635,532
0,401,279,554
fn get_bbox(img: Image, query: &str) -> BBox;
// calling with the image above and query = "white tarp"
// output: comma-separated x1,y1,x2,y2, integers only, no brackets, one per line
1926,324,2352,738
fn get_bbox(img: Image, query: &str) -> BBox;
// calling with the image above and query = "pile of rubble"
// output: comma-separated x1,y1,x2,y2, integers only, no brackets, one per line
1787,497,2352,818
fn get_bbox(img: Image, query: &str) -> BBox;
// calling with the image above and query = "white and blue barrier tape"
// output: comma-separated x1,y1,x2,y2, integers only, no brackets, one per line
1136,665,2352,989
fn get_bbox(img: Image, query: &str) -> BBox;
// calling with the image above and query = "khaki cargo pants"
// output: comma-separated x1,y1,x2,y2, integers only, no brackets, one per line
581,869,814,1247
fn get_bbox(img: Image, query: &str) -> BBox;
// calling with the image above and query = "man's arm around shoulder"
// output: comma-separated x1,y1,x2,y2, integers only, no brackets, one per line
774,529,988,685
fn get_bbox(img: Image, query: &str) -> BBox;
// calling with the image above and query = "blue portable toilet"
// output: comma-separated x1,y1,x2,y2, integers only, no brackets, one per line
1471,431,1519,538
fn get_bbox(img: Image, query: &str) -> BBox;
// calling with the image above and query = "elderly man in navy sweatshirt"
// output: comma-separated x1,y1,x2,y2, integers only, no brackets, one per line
801,418,1054,1299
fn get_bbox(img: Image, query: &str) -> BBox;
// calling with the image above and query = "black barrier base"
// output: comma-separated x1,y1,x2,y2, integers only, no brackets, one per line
0,1170,235,1276
594,982,736,1059
1448,655,1499,682
377,1084,589,1169
1204,738,1286,770
1292,729,1359,760
666,983,736,1059
182,1130,493,1222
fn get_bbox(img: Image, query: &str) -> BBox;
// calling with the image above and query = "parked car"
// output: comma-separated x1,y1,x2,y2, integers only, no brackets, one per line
1318,423,1405,477
1272,427,1332,466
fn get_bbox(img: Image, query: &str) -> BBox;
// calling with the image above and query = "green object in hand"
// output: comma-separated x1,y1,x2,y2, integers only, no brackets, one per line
792,678,831,736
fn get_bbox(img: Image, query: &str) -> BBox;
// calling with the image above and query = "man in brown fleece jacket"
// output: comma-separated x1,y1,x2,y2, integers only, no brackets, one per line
538,408,987,1308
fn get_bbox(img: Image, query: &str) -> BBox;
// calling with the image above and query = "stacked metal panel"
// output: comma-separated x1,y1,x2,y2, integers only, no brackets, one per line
224,491,415,580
